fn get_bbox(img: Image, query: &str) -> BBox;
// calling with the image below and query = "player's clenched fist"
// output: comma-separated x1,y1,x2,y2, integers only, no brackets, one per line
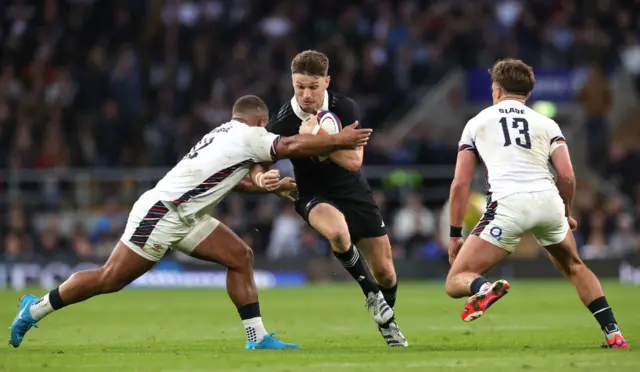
254,169,281,191
334,122,371,148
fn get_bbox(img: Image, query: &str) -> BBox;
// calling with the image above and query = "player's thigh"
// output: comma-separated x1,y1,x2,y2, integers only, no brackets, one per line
121,192,186,262
101,241,156,286
340,200,387,246
297,198,351,246
175,216,252,270
449,199,522,277
447,235,510,278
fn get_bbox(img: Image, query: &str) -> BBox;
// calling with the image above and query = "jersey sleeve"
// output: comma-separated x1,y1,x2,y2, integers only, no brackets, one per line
547,121,566,155
333,96,360,128
244,126,281,163
458,122,478,155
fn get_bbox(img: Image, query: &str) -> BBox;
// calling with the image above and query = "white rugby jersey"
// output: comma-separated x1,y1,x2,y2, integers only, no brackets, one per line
458,100,566,201
152,120,279,222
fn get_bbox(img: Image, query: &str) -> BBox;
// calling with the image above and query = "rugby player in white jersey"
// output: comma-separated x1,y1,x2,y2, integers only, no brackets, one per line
446,59,628,349
9,95,372,350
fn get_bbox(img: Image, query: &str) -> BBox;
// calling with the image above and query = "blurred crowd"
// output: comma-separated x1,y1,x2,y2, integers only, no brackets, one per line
2,0,640,261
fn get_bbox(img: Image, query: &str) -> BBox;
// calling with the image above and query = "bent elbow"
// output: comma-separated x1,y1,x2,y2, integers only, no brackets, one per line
343,158,362,172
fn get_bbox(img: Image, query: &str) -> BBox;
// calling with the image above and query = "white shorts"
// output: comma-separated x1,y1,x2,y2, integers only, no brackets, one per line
121,190,220,261
472,190,569,253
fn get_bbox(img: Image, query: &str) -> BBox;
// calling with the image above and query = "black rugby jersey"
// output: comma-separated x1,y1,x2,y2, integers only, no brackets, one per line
267,91,373,202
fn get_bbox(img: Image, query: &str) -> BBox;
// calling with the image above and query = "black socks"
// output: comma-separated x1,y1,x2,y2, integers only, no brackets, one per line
334,245,380,295
588,296,618,331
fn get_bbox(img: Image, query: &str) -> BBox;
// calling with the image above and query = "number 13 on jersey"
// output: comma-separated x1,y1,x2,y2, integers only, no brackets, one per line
500,117,531,149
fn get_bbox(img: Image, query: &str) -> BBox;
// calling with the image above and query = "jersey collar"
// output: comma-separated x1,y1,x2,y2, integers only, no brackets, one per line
290,90,329,120
495,98,525,107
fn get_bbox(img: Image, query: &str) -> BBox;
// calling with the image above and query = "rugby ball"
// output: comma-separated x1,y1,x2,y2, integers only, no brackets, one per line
314,111,342,162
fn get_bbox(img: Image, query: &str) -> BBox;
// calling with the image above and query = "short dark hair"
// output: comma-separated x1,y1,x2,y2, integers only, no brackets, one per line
232,95,268,115
291,50,329,76
489,59,535,96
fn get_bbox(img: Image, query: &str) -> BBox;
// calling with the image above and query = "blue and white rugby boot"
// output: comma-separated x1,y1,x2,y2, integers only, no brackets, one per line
9,294,39,348
245,333,299,350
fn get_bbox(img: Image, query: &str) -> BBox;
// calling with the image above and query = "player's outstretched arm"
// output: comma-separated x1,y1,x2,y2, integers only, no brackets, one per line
274,123,371,160
448,150,477,262
450,150,477,228
550,141,575,219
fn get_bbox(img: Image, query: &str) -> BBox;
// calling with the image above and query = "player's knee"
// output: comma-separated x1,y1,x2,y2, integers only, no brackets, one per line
444,276,464,299
325,227,351,252
242,246,254,267
371,266,396,288
228,245,254,272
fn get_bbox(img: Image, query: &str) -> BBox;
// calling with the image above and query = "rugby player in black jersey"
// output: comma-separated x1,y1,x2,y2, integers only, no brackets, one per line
260,50,407,347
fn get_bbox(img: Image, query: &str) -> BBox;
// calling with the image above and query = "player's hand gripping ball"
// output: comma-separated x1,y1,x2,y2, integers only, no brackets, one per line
306,111,342,162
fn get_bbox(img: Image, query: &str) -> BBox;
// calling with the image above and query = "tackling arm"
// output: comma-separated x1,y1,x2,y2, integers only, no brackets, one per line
274,127,369,160
449,150,478,229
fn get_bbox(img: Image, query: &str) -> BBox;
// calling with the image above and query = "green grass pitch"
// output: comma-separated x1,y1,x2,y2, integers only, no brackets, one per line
0,281,637,371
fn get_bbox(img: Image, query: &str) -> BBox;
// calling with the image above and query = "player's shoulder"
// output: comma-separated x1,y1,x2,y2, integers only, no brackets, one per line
267,100,297,135
464,105,496,130
328,91,358,111
328,91,359,124
271,101,295,123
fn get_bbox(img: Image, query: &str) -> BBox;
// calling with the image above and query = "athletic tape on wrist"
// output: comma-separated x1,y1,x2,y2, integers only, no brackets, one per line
254,172,264,188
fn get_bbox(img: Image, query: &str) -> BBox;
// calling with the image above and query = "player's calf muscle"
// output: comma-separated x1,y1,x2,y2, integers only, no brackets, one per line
357,237,396,287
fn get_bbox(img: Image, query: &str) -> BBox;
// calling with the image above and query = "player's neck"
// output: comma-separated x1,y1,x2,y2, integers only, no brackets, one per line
495,96,526,105
231,116,252,126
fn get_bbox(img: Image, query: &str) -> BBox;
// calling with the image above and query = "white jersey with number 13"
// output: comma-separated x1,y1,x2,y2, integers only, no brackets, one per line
458,100,566,201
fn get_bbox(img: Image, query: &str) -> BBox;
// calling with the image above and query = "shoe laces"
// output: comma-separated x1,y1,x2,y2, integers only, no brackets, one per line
366,292,380,310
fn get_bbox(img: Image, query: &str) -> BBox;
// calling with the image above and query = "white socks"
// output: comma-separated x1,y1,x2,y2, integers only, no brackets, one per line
29,293,55,321
243,317,268,343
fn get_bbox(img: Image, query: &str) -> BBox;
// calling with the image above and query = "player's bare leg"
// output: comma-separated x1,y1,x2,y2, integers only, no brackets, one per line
307,203,394,326
445,235,511,321
544,231,628,348
357,235,407,347
9,242,155,347
357,235,397,305
185,221,298,349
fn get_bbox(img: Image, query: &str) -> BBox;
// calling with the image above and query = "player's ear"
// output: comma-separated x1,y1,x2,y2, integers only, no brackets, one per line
325,76,331,88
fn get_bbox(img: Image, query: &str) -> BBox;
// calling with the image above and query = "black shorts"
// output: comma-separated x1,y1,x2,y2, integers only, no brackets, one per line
294,196,387,244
